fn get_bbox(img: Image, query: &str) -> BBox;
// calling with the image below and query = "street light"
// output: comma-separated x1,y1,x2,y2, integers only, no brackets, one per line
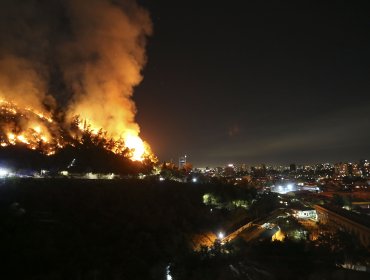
218,232,225,239
0,168,9,178
166,265,172,280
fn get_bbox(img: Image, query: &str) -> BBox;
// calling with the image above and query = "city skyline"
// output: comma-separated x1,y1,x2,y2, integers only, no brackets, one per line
172,155,370,169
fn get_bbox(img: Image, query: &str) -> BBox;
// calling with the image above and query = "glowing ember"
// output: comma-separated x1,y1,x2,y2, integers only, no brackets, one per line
25,107,53,123
33,126,41,133
17,135,29,144
41,136,48,143
7,133,15,141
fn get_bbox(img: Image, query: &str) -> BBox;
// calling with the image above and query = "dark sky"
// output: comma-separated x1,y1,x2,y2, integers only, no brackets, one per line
134,1,370,167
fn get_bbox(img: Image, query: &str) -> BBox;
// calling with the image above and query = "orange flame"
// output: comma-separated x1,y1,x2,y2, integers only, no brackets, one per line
0,99,155,162
124,134,146,161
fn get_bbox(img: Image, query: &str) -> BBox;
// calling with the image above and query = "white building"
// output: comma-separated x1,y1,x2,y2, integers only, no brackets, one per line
292,208,317,220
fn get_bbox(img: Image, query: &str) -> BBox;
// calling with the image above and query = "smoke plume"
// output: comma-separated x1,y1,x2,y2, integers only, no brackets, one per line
0,0,153,160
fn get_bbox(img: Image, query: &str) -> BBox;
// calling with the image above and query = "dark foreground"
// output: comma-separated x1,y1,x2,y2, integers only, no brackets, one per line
0,178,368,280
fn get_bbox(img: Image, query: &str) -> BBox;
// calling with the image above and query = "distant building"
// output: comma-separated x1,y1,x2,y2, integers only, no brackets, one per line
292,208,317,220
301,184,321,193
315,204,370,248
240,163,248,172
350,163,362,177
290,163,296,172
179,155,187,169
335,162,349,177
251,164,267,177
270,183,297,194
224,164,236,177
360,159,370,177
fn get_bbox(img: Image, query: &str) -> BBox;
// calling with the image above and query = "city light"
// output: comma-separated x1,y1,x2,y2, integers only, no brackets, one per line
166,265,172,280
218,232,225,239
0,168,9,177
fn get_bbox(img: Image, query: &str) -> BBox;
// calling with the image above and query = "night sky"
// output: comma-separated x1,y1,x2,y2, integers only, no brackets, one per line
135,1,370,167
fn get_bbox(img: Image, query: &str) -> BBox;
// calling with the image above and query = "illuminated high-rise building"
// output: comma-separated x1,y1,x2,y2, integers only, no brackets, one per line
360,159,370,177
334,162,348,177
290,163,297,172
350,163,362,177
179,155,187,169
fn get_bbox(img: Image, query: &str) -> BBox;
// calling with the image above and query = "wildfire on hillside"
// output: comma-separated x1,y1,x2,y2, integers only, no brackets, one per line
0,0,155,163
0,99,155,162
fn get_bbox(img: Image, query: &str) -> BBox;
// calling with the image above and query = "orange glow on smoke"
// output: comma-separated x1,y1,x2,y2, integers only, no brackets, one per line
0,0,154,163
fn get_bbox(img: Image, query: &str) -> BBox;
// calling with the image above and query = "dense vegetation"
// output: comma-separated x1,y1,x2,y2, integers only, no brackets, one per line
0,131,153,175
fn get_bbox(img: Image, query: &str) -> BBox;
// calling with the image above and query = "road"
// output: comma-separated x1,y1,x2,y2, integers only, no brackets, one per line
222,208,286,243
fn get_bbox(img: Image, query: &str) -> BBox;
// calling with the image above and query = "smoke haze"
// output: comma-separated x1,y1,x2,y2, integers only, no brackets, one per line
0,0,152,153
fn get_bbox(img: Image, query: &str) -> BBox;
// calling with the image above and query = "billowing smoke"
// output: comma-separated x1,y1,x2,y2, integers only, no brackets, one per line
60,0,152,138
0,0,153,160
0,56,50,114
